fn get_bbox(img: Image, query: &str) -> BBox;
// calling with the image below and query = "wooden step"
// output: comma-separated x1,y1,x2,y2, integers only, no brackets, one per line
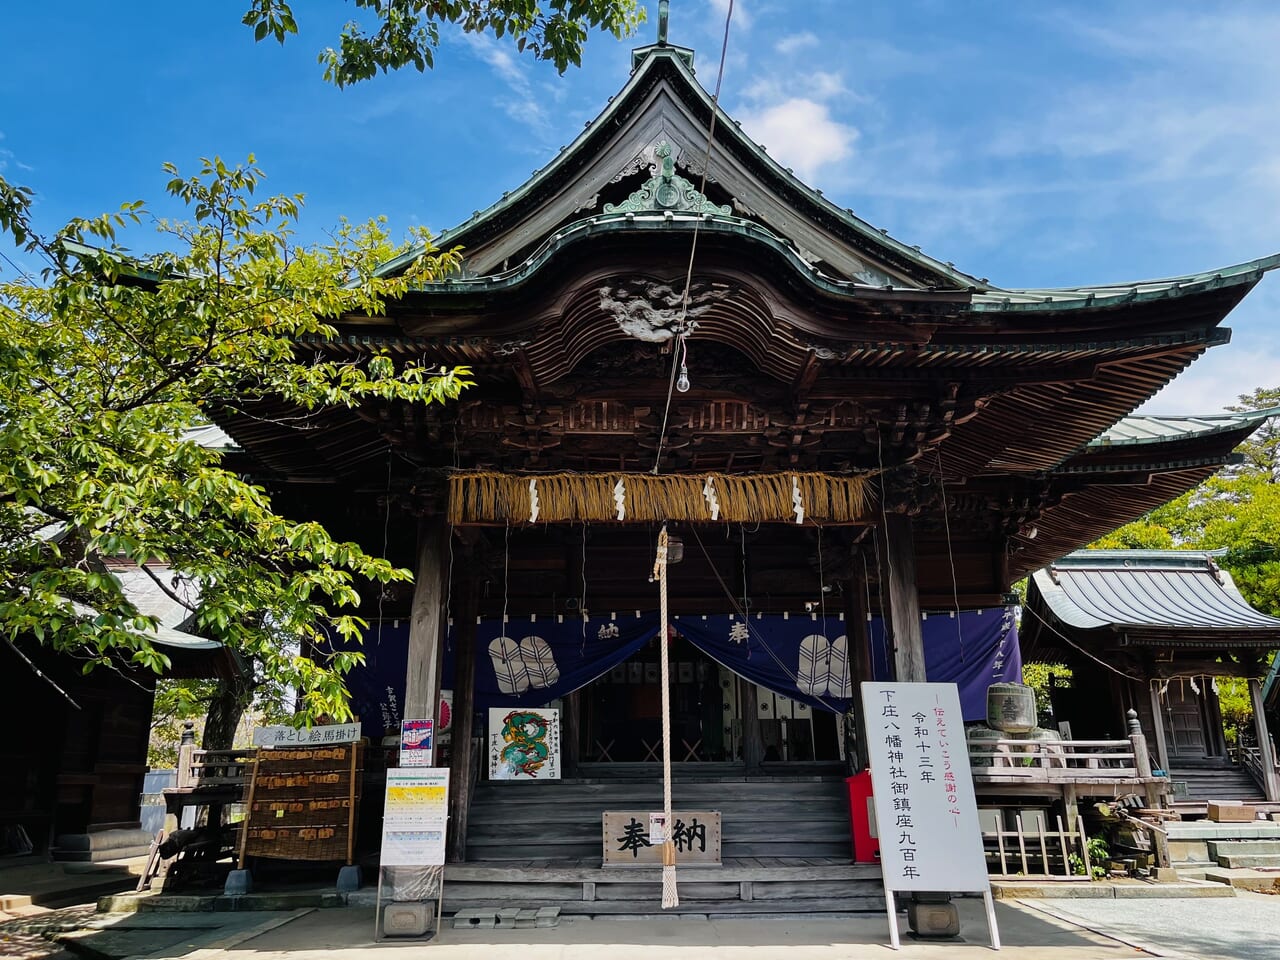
441,896,887,917
442,857,882,917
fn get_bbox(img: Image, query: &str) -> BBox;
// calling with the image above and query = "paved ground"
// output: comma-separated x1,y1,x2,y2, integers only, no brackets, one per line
15,893,1280,959
206,900,1134,960
1024,892,1280,960
0,904,95,960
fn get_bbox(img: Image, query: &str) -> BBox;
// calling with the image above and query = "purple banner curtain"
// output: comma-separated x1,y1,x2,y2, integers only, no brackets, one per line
675,608,1020,720
341,614,661,739
868,607,1022,721
673,614,856,714
467,612,660,709
342,607,1020,738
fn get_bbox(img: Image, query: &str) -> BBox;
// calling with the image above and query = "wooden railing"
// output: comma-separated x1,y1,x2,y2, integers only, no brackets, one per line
983,810,1092,879
1241,745,1271,791
173,744,257,792
968,738,1140,782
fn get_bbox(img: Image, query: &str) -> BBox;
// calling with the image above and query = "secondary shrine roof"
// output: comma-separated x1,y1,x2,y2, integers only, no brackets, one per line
1090,408,1280,448
1026,550,1280,647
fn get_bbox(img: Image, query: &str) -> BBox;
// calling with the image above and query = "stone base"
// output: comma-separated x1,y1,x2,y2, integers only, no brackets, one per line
336,864,362,892
224,869,253,896
907,899,960,938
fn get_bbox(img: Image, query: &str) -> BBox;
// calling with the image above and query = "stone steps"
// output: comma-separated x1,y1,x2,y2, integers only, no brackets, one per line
1216,854,1280,868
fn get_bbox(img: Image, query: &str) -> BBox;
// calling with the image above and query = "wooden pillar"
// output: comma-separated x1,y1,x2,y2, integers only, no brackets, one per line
880,513,926,683
1126,708,1161,809
564,690,581,777
1249,678,1280,802
446,551,481,863
741,677,764,773
843,564,872,773
1148,680,1172,773
404,516,448,722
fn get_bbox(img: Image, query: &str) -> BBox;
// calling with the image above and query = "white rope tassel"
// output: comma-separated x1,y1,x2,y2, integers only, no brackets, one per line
654,526,679,908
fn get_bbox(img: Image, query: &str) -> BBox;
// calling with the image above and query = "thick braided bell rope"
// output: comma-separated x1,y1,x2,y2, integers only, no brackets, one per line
655,526,679,908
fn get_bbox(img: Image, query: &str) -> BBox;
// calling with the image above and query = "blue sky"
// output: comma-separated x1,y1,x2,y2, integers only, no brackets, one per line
2,0,1277,414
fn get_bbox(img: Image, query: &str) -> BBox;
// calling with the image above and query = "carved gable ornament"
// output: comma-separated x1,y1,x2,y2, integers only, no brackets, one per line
604,143,731,216
598,278,732,343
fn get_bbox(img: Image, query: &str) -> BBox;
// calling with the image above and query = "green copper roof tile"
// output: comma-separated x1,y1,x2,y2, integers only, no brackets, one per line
1088,406,1280,448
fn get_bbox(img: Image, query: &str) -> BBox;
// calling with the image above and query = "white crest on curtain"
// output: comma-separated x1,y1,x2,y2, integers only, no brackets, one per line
795,634,851,698
488,635,561,694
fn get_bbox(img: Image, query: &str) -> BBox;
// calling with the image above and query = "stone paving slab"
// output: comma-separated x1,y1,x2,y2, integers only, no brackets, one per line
992,878,1234,899
52,908,309,960
1203,868,1280,893
1022,893,1280,960
225,900,1140,959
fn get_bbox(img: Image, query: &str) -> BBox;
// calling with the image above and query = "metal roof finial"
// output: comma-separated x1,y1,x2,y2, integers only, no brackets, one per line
658,0,669,45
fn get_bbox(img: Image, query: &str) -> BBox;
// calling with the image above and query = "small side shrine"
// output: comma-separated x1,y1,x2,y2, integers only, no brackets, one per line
1023,549,1280,811
0,561,239,860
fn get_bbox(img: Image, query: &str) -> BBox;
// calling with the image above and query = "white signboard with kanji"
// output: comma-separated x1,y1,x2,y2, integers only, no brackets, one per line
862,681,999,950
251,723,361,746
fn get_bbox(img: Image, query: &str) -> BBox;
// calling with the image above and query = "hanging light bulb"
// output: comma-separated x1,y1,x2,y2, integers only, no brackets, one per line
675,333,692,393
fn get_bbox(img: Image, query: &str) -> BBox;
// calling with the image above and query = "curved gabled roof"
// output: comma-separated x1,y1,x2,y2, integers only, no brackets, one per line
376,46,984,290
375,45,1280,314
1027,550,1280,645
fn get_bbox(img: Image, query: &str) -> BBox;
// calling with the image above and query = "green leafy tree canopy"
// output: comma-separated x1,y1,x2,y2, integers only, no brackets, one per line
0,157,471,723
244,0,645,86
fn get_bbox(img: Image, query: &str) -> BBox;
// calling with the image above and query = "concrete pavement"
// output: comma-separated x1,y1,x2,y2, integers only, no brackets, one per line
196,900,1135,960
1024,892,1280,960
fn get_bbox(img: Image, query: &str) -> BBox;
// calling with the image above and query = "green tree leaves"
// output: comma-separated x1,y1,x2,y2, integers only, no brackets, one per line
242,0,644,87
0,158,470,724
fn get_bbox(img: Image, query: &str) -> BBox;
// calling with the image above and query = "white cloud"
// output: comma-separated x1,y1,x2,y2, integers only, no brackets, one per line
708,0,749,32
983,7,1280,252
460,33,552,142
737,97,857,182
775,31,818,56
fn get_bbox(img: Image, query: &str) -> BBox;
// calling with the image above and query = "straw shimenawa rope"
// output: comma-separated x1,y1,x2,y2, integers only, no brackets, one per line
447,471,871,525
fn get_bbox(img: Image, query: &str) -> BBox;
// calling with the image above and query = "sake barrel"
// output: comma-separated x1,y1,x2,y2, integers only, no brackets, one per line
966,725,1004,767
986,682,1037,734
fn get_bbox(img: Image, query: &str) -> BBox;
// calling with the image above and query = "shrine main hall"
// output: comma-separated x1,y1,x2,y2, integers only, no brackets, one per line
213,15,1279,914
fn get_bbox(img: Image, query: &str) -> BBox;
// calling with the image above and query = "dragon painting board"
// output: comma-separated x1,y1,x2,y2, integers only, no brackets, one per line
487,707,561,780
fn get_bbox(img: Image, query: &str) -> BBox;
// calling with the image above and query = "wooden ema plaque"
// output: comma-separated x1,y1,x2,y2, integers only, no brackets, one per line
238,744,362,865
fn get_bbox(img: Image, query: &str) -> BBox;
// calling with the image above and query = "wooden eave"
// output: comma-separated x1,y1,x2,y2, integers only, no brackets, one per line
998,417,1267,579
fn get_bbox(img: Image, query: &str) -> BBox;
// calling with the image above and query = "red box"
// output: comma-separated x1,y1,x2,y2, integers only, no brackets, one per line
845,771,880,864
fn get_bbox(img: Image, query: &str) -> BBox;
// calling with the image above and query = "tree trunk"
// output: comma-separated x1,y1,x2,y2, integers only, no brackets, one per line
202,674,254,750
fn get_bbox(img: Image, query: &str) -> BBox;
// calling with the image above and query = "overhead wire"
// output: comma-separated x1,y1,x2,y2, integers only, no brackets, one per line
936,448,965,662
651,0,735,475
687,524,844,712
1020,602,1146,682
